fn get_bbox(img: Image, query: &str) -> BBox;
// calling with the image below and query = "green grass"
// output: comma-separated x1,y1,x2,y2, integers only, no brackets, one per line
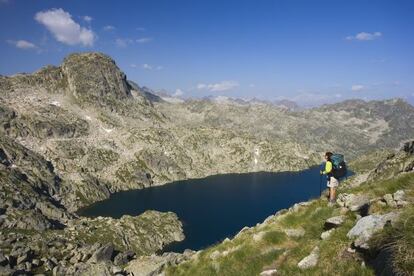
168,244,283,276
279,202,335,238
219,246,282,276
263,230,286,244
344,172,414,197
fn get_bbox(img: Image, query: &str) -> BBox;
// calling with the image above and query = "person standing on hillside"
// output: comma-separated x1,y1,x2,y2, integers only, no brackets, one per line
320,152,339,205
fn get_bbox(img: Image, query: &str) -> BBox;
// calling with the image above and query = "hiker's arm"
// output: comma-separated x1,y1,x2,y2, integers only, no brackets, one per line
322,161,332,174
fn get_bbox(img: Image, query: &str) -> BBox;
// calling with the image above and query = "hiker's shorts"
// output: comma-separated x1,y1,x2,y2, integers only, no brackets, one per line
327,177,339,188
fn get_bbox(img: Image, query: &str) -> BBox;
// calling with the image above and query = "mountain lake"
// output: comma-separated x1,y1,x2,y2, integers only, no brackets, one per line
79,166,347,252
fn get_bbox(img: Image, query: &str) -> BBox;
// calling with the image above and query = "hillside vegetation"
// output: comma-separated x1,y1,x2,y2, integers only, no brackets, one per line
166,141,414,275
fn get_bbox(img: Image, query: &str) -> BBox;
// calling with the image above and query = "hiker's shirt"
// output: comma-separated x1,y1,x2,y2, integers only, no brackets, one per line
322,161,339,187
322,161,333,178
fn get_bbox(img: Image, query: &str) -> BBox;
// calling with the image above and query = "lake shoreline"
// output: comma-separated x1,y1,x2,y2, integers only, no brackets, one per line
80,166,324,252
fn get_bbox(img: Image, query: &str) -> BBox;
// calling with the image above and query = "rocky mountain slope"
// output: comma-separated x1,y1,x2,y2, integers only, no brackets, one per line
0,131,184,274
1,52,414,275
2,52,413,212
0,53,327,212
156,97,414,158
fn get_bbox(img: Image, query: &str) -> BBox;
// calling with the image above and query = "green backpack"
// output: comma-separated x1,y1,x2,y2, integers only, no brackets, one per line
331,153,347,179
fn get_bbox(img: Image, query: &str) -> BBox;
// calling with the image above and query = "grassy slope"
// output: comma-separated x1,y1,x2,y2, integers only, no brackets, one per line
166,150,414,275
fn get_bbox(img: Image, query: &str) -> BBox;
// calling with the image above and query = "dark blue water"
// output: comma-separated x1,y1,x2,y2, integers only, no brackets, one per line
79,166,324,252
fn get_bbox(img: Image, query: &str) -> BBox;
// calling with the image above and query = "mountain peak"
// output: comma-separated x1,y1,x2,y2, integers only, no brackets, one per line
61,52,132,106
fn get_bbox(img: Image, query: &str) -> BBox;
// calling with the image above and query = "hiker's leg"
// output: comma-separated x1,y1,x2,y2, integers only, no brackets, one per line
329,187,334,201
327,180,330,199
331,187,336,202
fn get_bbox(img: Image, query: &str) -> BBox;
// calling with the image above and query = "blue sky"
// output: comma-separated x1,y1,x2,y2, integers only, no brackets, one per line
1,0,414,106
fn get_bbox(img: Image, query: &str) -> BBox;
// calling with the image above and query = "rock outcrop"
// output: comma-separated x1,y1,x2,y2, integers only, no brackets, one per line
67,211,185,254
61,52,132,107
368,140,414,181
347,212,400,249
324,215,345,229
0,210,184,275
297,246,320,269
0,134,73,231
336,193,370,212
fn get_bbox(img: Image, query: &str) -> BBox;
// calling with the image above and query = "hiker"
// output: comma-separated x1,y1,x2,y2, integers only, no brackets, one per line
320,152,339,205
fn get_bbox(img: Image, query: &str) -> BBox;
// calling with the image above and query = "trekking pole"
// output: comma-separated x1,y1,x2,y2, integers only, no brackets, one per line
319,173,322,197
319,162,324,197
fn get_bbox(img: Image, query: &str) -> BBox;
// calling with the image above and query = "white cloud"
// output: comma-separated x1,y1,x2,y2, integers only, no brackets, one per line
115,37,152,47
356,32,382,40
7,39,38,50
35,8,95,46
197,80,239,92
83,15,92,22
351,84,365,91
136,37,152,44
346,32,382,41
130,63,137,68
173,89,184,97
103,25,115,31
16,40,36,49
115,38,134,47
371,58,387,63
142,63,163,70
136,27,146,31
143,64,153,70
